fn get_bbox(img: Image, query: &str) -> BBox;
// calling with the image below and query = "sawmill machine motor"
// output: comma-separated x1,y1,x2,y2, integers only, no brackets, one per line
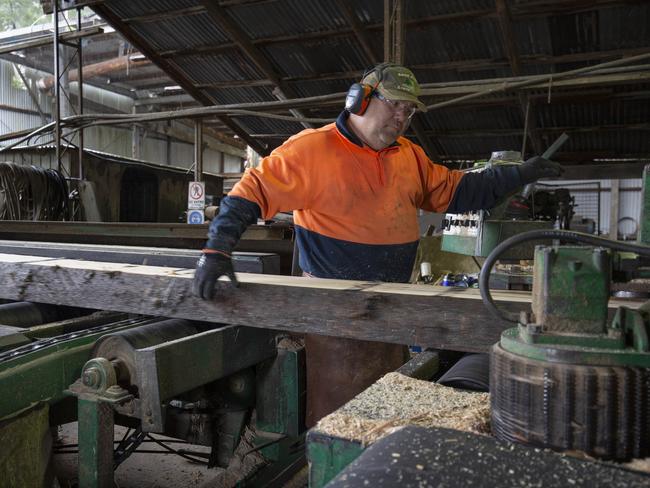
482,165,650,460
67,319,306,487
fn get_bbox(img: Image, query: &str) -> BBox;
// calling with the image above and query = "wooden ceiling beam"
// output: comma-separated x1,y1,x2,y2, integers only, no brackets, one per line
155,47,650,91
334,0,379,64
121,6,206,24
91,3,269,155
199,0,312,129
495,0,543,155
424,123,650,138
383,0,439,160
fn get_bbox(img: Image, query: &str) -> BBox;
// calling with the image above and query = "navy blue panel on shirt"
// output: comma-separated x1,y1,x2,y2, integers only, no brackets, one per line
206,196,261,252
446,165,524,213
295,226,418,282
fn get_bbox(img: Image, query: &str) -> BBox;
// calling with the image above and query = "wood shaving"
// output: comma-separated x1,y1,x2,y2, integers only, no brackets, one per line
621,458,650,474
276,336,304,351
314,372,490,445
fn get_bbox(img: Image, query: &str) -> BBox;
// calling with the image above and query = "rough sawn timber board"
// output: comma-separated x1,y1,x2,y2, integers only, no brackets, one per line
0,254,639,353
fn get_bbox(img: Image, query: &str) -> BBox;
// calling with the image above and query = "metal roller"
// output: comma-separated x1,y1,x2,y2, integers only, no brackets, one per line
91,318,200,394
0,301,61,327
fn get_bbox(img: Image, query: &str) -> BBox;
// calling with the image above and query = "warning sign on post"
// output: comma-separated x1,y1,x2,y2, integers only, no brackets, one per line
188,181,205,209
187,209,205,224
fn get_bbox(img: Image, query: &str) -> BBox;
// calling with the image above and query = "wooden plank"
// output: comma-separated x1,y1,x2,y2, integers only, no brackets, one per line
0,254,640,353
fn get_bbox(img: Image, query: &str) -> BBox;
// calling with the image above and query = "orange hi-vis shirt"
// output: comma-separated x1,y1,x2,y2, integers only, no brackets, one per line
211,111,523,282
231,124,463,245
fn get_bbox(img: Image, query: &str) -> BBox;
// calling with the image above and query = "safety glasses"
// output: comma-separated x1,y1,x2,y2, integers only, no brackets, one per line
373,92,417,119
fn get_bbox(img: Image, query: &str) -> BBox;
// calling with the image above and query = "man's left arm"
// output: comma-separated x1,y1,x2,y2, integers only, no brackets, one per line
444,156,563,213
412,142,562,213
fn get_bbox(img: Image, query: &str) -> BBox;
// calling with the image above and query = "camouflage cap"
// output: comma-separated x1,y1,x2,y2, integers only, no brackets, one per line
362,64,427,112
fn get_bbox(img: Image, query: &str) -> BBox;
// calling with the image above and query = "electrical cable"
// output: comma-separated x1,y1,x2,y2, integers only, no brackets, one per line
0,162,69,221
145,433,208,465
479,229,650,324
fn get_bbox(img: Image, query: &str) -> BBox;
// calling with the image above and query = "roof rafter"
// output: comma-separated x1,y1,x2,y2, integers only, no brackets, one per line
495,0,543,156
90,3,268,155
199,0,312,130
333,0,379,64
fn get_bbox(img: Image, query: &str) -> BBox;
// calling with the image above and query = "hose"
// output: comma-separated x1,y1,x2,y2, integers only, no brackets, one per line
479,229,650,323
0,162,69,220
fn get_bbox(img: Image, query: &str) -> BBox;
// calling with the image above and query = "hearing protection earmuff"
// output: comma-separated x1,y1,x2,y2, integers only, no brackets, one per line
344,63,394,115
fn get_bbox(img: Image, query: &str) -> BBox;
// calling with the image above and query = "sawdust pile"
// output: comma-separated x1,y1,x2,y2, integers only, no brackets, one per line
315,372,490,446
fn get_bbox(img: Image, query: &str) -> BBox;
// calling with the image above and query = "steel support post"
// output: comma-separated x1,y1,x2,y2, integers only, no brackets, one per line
53,1,62,173
77,6,84,181
383,0,404,63
194,119,203,182
78,398,115,488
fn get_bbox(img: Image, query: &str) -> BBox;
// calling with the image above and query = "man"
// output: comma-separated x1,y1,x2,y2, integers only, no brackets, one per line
193,63,562,426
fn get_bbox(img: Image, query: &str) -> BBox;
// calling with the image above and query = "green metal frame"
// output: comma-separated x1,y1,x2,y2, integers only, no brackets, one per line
78,398,115,488
442,220,553,258
502,244,650,367
500,320,650,368
136,325,278,431
256,346,306,441
531,246,610,334
307,432,365,488
0,322,144,421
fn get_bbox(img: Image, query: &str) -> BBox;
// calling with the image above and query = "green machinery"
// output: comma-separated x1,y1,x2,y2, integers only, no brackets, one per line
440,150,547,259
306,165,650,485
483,165,650,459
442,135,569,259
0,314,306,487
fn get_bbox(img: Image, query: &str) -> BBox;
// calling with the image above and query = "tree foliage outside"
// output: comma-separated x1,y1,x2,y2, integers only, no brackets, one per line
0,0,46,32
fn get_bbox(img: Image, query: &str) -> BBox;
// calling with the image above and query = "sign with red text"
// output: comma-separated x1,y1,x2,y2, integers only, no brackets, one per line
188,181,205,209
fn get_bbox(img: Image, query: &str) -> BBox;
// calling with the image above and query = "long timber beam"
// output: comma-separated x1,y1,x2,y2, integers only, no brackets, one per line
0,254,640,353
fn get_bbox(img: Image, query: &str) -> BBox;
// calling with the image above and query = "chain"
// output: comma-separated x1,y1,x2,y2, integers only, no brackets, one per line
0,316,159,364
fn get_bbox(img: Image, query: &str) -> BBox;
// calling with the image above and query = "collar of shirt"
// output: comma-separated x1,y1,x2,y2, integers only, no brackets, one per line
335,111,400,148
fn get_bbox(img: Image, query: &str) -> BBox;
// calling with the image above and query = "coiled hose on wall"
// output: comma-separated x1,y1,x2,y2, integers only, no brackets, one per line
0,161,69,220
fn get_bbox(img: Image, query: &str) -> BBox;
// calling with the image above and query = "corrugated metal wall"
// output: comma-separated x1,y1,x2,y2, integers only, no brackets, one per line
0,60,243,173
0,61,46,144
614,179,642,239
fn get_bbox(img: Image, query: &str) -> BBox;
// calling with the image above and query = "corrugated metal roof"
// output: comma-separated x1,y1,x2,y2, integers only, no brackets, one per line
79,0,650,165
227,1,349,39
131,13,232,51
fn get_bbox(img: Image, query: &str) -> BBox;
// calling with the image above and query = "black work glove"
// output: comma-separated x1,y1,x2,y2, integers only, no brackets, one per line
518,156,564,184
193,252,238,300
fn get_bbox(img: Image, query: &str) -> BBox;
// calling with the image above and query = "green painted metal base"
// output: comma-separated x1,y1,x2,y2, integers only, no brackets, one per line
78,398,115,488
307,431,365,488
500,325,650,368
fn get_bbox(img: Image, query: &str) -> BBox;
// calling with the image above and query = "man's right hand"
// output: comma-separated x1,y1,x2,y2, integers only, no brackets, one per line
518,156,564,183
192,251,238,300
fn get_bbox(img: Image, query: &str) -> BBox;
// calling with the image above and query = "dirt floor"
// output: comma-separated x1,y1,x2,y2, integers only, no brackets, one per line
52,423,307,488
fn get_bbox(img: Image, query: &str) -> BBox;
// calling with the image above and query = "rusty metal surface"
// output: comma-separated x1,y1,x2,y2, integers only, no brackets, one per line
304,333,409,427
